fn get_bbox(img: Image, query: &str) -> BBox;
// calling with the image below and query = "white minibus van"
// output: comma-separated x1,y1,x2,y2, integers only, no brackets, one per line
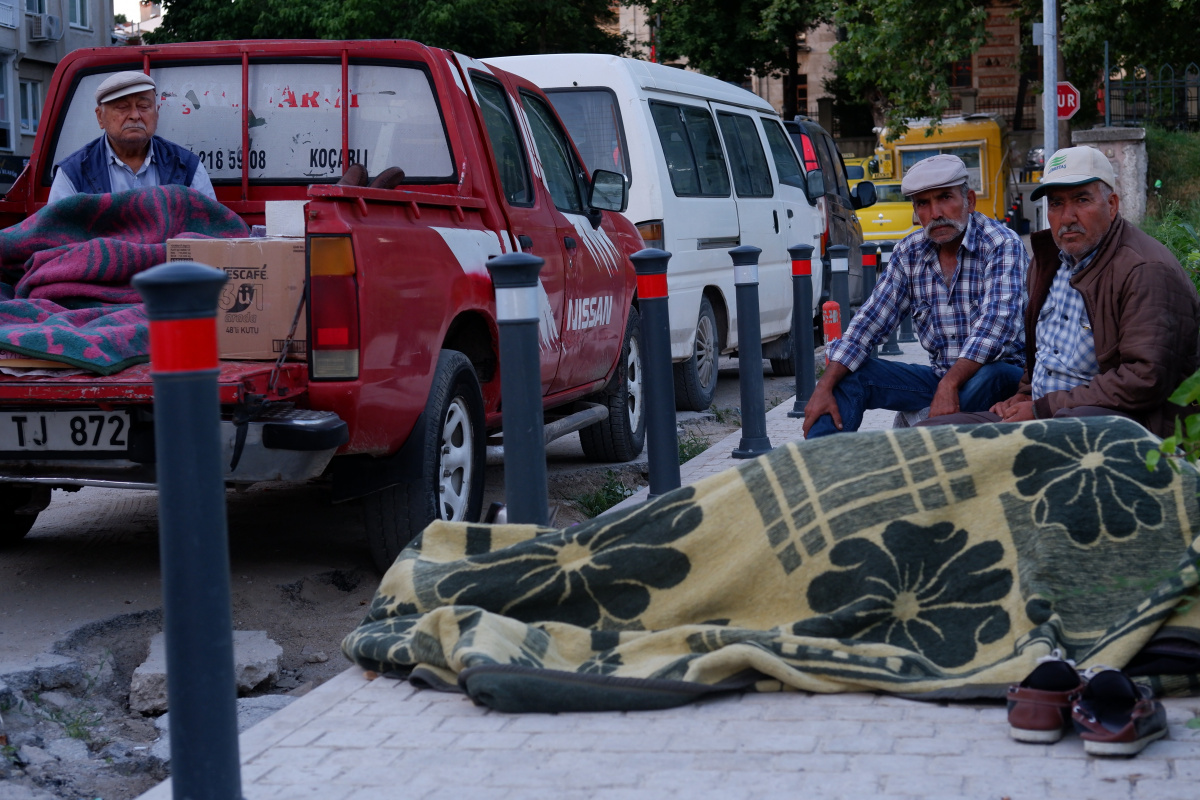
488,54,828,410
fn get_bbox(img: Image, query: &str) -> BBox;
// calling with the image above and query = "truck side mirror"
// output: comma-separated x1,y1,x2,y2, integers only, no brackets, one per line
805,170,826,203
851,180,877,210
589,169,627,216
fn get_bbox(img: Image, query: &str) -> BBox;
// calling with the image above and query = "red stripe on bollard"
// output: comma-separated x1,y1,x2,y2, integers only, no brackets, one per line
637,273,668,299
862,254,877,267
791,258,812,277
149,318,219,373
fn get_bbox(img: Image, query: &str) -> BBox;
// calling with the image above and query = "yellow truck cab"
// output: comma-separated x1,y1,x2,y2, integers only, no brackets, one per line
867,113,1019,227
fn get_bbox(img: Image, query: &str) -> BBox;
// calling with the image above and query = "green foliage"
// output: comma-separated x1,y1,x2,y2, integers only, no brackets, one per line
1146,127,1200,214
678,430,709,464
710,405,740,425
574,470,635,518
1061,0,1200,95
151,0,626,57
829,0,989,137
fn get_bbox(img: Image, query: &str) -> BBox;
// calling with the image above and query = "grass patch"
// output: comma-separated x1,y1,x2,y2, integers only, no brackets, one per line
1140,200,1200,292
677,430,709,464
1146,126,1200,214
710,405,740,425
574,469,635,518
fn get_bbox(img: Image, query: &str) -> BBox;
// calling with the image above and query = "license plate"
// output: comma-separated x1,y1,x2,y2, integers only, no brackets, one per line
0,411,130,452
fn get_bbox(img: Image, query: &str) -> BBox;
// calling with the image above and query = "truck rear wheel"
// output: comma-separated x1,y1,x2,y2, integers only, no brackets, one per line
673,296,718,411
0,485,44,546
364,350,485,572
580,306,645,462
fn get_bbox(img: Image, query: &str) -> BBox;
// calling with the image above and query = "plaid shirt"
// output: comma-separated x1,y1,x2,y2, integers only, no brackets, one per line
1031,250,1100,399
827,212,1028,376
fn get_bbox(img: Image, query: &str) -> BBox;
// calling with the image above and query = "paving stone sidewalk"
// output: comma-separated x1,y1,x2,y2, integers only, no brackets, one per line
136,342,1200,799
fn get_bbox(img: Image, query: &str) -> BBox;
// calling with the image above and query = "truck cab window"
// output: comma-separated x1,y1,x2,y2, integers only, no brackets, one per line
520,93,583,214
472,76,533,206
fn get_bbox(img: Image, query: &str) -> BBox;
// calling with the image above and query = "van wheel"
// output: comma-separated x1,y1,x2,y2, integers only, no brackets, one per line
770,325,797,377
581,307,645,462
673,296,718,411
0,485,44,546
363,350,485,572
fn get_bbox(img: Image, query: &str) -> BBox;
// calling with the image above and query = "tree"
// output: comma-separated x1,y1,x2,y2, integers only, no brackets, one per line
829,0,989,138
149,0,626,58
633,0,828,118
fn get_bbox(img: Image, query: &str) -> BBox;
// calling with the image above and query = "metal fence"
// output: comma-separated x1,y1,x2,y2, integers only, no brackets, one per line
1106,63,1200,129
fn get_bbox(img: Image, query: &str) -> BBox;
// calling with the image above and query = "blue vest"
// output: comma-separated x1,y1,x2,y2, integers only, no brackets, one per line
56,135,200,194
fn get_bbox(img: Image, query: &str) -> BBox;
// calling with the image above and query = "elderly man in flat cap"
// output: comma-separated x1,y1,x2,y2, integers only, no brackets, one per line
802,153,1028,437
48,70,214,204
921,146,1199,436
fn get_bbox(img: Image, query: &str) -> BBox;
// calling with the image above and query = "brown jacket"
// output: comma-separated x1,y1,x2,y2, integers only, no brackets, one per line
1017,216,1200,437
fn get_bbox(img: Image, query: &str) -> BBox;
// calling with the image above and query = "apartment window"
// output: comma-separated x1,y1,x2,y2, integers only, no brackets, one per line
950,58,972,89
25,0,44,13
0,62,10,150
796,74,809,115
20,80,40,134
67,0,87,28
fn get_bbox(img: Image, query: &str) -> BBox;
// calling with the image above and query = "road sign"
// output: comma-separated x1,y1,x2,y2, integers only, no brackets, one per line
1057,81,1081,120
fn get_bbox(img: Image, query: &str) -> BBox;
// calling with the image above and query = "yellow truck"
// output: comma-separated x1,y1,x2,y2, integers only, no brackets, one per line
867,113,1020,227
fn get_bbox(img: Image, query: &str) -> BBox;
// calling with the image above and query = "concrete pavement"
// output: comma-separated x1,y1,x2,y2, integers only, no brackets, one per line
136,342,1200,799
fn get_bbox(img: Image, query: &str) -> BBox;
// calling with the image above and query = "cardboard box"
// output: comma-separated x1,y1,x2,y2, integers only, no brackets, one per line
166,237,307,361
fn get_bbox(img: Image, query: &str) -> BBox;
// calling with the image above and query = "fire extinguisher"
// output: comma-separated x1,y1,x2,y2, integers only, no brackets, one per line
822,300,841,364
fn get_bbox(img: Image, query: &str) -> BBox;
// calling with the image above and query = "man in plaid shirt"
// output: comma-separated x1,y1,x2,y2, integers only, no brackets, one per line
803,154,1028,438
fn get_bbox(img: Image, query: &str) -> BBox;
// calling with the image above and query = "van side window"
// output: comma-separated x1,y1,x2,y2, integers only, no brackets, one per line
649,101,730,198
761,118,805,188
717,112,772,197
472,76,533,206
544,88,630,182
521,93,585,213
815,133,851,204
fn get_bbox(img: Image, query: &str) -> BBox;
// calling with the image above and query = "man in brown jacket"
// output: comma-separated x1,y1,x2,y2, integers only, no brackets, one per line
923,146,1199,437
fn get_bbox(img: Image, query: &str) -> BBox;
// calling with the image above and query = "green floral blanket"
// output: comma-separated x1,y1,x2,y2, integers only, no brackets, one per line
343,418,1200,712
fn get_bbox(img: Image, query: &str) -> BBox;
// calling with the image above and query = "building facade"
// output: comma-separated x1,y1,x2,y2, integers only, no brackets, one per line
0,0,114,188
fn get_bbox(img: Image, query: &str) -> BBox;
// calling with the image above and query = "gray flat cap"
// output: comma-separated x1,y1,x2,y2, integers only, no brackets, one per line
900,154,969,197
96,71,156,105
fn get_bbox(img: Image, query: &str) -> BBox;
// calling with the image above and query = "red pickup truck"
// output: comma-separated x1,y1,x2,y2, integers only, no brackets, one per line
0,40,645,570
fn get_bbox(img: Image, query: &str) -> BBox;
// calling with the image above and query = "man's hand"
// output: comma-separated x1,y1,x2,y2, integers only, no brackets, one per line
802,361,851,437
928,380,960,418
802,386,842,436
989,392,1032,416
998,399,1036,422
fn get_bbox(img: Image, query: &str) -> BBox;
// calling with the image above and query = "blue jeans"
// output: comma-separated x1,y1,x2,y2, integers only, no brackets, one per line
805,358,1024,438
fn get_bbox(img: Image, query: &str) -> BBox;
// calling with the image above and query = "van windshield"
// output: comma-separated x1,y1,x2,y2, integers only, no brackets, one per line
544,88,630,182
50,62,454,184
900,146,983,194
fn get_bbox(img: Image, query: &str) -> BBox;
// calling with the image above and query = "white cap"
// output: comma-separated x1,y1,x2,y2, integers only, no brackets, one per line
1031,146,1117,200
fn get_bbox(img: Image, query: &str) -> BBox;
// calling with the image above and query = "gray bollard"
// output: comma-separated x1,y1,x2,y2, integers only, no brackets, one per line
630,249,681,497
132,262,243,800
860,242,879,358
486,252,550,526
787,243,816,418
880,241,903,356
828,244,850,337
729,245,772,459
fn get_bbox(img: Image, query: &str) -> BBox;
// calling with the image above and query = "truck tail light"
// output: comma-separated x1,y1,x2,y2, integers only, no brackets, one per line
308,236,360,380
636,220,664,250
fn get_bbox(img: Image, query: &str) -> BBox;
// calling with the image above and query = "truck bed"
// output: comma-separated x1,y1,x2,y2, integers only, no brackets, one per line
0,361,310,405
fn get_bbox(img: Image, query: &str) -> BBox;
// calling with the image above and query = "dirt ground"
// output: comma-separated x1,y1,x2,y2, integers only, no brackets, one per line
0,358,805,800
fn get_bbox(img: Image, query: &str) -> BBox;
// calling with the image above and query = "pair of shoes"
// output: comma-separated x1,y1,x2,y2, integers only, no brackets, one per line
1007,655,1168,756
1071,668,1169,756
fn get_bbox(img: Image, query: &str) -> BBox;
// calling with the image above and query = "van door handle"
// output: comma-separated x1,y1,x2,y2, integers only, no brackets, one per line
564,236,577,249
773,210,779,233
518,234,534,250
